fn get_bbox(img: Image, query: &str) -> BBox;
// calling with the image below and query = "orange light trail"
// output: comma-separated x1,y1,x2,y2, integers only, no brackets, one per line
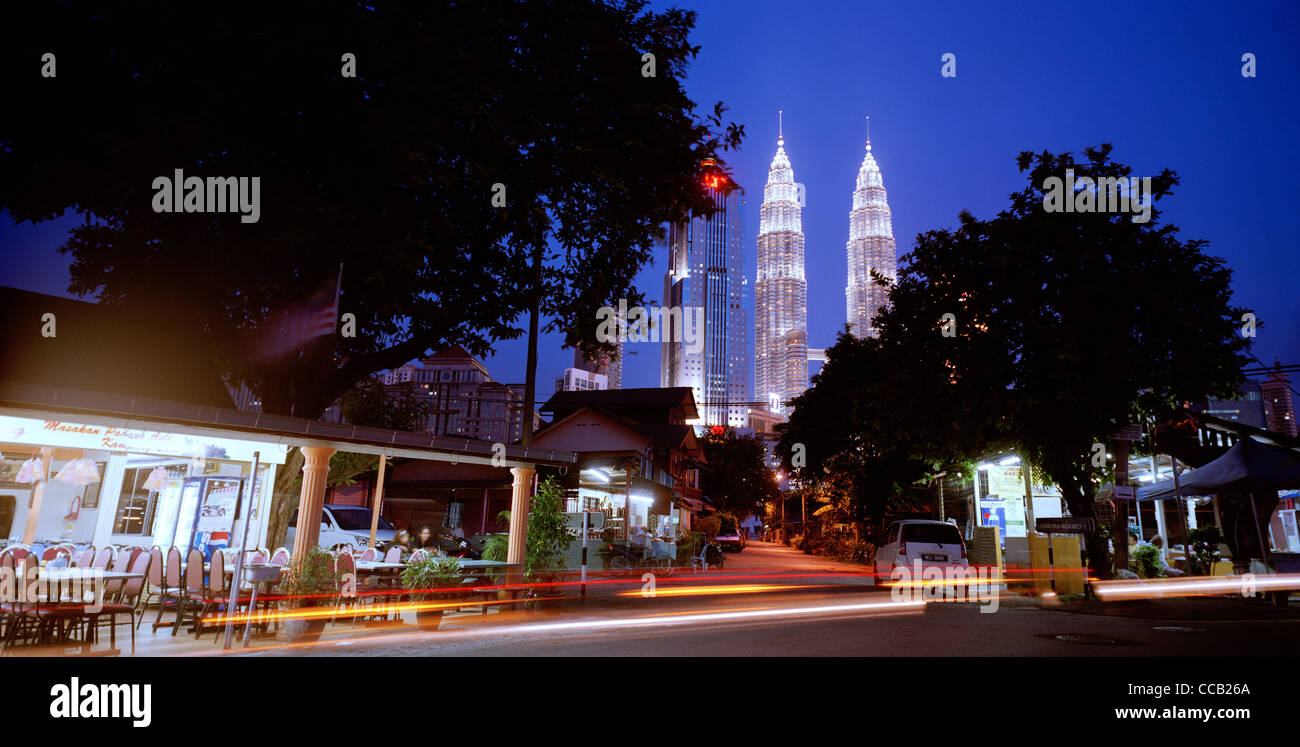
1093,573,1300,601
614,583,823,598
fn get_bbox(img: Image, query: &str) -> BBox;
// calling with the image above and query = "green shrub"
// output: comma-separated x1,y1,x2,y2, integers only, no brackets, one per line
1131,543,1165,579
399,554,462,602
1186,526,1224,575
278,546,343,608
694,515,721,539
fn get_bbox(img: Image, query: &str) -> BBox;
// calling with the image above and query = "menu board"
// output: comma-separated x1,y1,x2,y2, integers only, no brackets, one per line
986,465,1024,499
195,478,241,534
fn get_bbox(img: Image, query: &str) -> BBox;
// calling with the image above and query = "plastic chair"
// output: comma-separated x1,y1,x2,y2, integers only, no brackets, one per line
171,550,205,637
383,547,402,563
97,551,151,653
92,546,114,570
155,547,184,633
268,547,290,566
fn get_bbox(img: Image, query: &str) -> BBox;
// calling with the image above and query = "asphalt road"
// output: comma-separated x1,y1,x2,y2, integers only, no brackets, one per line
242,541,1300,657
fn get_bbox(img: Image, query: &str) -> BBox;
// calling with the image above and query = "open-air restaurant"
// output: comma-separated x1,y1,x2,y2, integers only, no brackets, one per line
0,381,574,654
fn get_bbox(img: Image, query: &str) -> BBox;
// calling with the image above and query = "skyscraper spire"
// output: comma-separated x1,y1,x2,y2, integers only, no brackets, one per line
846,117,897,338
755,112,808,413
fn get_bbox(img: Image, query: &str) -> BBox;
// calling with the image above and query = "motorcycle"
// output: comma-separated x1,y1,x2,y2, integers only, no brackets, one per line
437,531,480,560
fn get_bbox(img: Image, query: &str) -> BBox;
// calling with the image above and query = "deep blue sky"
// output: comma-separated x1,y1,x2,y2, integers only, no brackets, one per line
2,0,1297,402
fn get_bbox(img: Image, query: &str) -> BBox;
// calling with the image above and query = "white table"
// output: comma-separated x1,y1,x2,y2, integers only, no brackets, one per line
355,560,405,572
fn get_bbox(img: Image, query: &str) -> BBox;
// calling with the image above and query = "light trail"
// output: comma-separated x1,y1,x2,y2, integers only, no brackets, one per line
1093,573,1300,601
190,597,928,655
614,583,825,598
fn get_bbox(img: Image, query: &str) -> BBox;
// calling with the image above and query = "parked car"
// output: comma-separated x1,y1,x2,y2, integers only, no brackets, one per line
873,520,968,584
286,504,397,550
714,516,746,553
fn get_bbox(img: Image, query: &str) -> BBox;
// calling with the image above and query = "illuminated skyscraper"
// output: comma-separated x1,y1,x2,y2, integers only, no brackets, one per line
662,162,749,427
846,117,897,338
754,113,808,413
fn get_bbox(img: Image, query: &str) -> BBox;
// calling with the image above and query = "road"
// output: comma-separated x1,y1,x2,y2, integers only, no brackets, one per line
237,541,1300,657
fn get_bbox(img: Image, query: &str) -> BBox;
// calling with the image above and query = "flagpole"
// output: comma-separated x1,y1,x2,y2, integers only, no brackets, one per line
330,262,343,339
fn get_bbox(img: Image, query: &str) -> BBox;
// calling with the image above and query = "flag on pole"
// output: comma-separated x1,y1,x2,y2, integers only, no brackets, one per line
252,265,343,361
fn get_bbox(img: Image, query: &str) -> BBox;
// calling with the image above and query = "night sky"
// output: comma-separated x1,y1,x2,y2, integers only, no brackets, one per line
2,0,1296,402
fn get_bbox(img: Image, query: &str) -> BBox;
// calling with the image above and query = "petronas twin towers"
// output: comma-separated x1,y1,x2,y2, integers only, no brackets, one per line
754,114,898,412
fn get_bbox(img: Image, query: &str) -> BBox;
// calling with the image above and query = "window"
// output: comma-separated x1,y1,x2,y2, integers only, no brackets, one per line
444,500,463,529
902,523,963,546
112,467,160,536
330,507,394,531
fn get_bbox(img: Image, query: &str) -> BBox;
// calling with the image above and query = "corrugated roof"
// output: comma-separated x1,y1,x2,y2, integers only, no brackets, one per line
0,380,575,468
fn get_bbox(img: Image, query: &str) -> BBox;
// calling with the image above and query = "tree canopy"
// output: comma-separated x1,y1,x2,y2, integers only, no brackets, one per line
780,145,1249,574
0,0,742,417
699,428,779,519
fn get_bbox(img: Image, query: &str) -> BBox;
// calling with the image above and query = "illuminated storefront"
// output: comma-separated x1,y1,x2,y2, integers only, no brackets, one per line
0,414,287,554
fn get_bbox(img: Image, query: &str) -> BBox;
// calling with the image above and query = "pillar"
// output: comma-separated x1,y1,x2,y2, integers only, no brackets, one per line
291,446,336,560
21,447,53,545
507,466,535,570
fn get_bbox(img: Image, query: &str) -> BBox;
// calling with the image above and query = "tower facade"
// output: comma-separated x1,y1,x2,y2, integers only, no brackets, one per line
662,165,749,427
846,122,897,338
754,121,808,413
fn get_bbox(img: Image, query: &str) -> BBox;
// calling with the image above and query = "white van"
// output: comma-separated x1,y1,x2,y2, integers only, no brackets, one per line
874,520,968,583
286,504,397,550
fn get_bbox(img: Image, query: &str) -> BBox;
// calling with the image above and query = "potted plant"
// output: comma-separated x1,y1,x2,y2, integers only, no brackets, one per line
523,477,573,613
1131,543,1166,579
1186,526,1224,576
399,553,461,631
278,546,342,644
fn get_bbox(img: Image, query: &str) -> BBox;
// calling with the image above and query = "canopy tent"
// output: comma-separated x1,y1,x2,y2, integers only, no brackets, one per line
1137,437,1300,501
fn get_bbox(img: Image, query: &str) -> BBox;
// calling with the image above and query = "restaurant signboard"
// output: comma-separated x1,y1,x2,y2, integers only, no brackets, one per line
0,415,287,464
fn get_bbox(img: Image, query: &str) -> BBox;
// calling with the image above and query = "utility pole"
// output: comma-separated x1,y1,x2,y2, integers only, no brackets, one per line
800,489,806,540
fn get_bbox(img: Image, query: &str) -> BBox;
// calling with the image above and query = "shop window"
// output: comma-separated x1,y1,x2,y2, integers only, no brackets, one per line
112,468,159,536
0,495,14,538
444,500,463,529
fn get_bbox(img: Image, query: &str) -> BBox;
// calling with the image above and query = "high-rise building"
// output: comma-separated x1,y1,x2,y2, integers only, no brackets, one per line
379,346,535,443
1261,364,1298,437
1194,381,1266,429
662,161,749,427
846,118,897,338
754,116,808,413
555,367,608,393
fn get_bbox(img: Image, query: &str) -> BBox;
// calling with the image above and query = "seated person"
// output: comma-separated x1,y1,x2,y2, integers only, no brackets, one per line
628,525,649,552
1149,534,1185,576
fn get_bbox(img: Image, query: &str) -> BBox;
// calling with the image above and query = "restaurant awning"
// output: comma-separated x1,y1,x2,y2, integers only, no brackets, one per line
0,380,577,469
630,476,673,515
1137,437,1300,501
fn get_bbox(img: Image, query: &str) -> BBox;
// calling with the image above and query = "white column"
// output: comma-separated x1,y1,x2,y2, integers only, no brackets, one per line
291,446,336,560
507,467,536,566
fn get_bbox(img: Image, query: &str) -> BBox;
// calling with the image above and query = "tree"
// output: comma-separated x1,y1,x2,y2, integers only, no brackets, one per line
265,376,434,548
778,330,993,536
793,144,1248,578
524,477,571,582
0,1,742,420
698,428,779,519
